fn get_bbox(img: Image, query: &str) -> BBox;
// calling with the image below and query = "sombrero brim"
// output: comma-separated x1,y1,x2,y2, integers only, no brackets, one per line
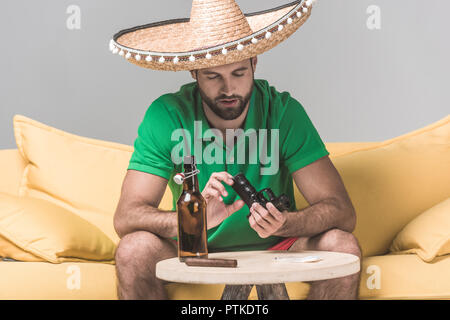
110,0,315,71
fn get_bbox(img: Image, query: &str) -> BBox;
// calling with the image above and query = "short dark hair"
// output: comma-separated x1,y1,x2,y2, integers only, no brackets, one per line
249,57,254,73
193,57,254,79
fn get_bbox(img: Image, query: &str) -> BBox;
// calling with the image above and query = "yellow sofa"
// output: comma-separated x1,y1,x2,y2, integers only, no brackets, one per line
0,114,449,300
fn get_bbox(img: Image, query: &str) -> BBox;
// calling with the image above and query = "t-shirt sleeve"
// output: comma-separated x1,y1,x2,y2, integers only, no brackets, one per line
128,101,176,180
280,97,329,174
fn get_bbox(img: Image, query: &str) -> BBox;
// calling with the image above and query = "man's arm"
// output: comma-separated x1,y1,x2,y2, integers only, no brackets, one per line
276,155,356,237
249,155,356,238
113,169,177,239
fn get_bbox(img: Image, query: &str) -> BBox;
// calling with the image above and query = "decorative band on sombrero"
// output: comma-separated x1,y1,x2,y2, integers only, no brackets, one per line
109,0,317,71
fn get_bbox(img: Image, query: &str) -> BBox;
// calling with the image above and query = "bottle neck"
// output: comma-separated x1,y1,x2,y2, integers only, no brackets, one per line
183,164,199,192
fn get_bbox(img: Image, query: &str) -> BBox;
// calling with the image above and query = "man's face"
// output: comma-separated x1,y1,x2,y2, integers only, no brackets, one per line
192,57,257,121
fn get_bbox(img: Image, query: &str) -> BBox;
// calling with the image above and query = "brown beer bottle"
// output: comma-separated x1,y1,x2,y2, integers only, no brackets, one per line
176,155,208,262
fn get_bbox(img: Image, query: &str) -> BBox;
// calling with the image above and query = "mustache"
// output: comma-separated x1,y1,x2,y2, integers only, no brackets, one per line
215,95,243,101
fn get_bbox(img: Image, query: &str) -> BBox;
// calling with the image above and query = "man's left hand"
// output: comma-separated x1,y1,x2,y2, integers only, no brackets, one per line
249,202,287,238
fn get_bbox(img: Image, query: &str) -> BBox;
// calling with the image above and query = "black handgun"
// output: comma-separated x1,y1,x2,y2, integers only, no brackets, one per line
231,173,291,218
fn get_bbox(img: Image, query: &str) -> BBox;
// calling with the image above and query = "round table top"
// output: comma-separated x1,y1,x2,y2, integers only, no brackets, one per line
156,250,360,285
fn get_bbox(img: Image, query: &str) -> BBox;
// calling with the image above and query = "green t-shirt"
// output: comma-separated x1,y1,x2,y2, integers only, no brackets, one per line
128,79,329,252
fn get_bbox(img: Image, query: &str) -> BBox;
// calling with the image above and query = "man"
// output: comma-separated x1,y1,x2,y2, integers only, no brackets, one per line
111,0,361,300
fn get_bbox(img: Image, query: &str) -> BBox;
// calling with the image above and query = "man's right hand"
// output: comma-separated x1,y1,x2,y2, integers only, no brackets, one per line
201,172,245,230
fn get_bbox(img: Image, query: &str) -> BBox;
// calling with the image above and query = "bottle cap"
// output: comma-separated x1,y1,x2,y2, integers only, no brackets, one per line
173,169,200,185
173,173,185,185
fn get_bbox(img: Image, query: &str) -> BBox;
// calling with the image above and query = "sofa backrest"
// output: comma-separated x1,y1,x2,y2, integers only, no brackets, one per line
326,116,449,257
4,114,449,256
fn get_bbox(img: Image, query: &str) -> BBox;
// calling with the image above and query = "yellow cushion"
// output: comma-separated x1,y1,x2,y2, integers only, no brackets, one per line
0,193,116,264
297,115,449,257
389,198,450,262
13,115,135,244
0,234,43,262
325,142,381,158
0,149,26,197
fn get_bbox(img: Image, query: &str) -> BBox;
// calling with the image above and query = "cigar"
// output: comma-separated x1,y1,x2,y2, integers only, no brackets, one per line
184,257,237,268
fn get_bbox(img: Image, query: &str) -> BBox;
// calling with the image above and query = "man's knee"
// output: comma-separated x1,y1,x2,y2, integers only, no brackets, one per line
115,231,169,266
319,228,362,259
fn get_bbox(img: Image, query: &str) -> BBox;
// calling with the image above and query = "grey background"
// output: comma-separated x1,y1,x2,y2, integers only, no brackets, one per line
0,0,449,149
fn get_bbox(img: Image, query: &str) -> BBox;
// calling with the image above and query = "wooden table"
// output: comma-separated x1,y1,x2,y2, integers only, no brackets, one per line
156,250,360,300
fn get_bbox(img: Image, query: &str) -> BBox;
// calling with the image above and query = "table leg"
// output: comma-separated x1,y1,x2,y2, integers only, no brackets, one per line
255,284,289,300
221,285,254,300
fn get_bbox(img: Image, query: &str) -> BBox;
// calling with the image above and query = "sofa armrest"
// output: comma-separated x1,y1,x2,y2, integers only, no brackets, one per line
0,149,27,196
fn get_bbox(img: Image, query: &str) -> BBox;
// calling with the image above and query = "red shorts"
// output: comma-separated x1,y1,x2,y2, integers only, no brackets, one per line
171,237,299,251
268,237,298,251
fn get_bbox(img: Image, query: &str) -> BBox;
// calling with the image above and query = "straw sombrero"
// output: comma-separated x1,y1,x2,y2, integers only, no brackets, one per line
110,0,317,71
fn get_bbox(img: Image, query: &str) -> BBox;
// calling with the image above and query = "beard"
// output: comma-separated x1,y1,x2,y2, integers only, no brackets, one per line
198,82,254,121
